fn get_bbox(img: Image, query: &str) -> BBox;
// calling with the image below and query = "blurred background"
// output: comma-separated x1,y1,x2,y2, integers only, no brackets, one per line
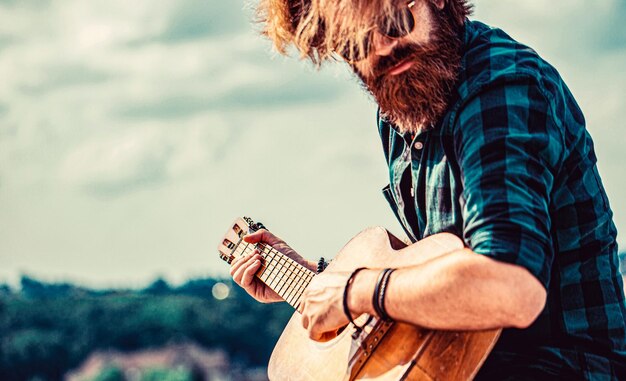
0,0,624,380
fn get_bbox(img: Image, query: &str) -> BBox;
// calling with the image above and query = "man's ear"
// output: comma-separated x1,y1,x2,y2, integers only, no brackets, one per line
432,0,445,10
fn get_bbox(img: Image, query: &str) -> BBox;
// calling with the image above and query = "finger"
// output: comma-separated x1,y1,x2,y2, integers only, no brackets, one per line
306,316,324,341
309,328,323,342
232,253,260,283
241,258,262,287
229,251,255,277
232,254,262,285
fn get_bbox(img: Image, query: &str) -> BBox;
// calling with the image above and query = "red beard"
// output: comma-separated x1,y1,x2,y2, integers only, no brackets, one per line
357,5,462,133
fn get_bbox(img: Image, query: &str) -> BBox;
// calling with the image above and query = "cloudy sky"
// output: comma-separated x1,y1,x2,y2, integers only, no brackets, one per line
1,0,624,288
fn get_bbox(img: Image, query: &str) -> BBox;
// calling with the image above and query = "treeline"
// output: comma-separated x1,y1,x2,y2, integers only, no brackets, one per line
0,276,293,381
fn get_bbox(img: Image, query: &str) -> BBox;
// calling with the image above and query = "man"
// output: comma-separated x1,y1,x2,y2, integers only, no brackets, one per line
229,0,626,378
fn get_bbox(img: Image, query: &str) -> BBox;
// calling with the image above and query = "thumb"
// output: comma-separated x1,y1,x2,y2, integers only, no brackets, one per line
243,229,266,243
244,229,281,246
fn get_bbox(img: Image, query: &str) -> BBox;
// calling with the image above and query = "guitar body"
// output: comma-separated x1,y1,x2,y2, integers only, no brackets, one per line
268,227,501,381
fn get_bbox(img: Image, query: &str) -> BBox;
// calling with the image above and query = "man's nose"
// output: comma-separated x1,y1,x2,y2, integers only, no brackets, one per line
372,32,398,56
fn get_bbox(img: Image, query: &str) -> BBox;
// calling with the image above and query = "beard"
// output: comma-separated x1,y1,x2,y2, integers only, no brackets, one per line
356,4,463,134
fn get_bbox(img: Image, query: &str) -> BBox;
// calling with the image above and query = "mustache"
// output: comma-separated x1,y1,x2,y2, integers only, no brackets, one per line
374,42,434,78
375,45,416,74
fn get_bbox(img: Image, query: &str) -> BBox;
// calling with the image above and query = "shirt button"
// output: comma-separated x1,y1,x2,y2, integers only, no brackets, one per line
414,141,424,150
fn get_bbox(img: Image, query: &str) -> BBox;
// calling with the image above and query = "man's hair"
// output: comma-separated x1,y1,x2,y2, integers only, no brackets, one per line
255,0,473,64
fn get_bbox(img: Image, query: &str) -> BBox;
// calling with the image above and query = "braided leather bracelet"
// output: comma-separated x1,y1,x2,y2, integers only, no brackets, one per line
372,268,396,321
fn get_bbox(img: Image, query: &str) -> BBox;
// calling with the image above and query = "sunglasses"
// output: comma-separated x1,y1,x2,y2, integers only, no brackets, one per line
339,1,416,62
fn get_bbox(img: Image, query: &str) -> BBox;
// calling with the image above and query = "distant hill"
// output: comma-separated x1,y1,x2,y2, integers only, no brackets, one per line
2,255,625,381
0,276,292,381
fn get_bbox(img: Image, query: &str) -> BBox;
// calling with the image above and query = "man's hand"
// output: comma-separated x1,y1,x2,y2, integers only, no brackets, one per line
230,229,316,303
299,271,354,341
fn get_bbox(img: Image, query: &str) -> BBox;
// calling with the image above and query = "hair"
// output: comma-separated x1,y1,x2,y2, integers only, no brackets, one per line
254,0,473,64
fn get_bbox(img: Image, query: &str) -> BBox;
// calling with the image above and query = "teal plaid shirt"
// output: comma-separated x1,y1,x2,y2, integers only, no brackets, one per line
379,20,626,379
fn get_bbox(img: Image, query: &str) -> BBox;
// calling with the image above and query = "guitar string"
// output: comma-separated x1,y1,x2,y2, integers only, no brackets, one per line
281,252,312,305
234,243,284,291
281,257,305,304
270,248,306,302
254,243,315,303
234,240,314,291
234,241,314,306
266,250,294,301
249,244,311,307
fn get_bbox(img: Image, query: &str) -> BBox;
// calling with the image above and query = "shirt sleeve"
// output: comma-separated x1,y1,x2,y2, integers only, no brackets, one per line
452,78,564,289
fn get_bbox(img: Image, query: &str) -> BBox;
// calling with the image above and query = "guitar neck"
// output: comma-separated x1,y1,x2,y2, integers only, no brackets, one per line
227,237,316,309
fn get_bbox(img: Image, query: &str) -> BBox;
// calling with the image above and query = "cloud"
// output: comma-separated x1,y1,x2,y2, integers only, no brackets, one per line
60,126,173,196
473,0,626,57
1,0,624,287
18,64,112,95
117,71,346,119
59,113,233,197
153,0,251,43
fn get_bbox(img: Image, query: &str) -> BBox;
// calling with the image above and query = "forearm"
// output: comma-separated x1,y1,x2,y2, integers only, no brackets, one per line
349,249,546,330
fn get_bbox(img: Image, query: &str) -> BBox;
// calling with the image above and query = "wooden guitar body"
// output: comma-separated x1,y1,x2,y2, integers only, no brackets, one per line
268,227,501,381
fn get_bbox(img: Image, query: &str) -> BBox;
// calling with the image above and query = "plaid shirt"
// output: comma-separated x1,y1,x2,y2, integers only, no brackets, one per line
378,20,626,379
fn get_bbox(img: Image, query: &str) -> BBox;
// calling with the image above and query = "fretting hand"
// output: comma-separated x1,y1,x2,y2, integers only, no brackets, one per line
230,229,316,303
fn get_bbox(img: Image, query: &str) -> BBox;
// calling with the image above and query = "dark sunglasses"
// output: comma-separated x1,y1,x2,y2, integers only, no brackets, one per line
339,1,416,62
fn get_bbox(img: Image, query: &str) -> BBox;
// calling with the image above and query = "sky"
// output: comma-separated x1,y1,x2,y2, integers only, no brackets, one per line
0,0,624,288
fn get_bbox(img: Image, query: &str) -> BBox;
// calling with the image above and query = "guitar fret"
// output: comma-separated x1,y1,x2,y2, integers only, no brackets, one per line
218,220,316,309
259,264,270,283
268,251,288,292
255,247,268,280
293,296,302,311
231,241,315,309
285,255,311,304
291,268,311,304
262,248,280,291
277,254,299,299
282,260,301,305
271,255,290,296
264,251,283,290
288,264,310,305
282,257,305,304
287,279,304,307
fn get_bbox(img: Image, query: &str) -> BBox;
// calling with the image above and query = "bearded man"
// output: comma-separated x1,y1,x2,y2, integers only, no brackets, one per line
228,0,626,379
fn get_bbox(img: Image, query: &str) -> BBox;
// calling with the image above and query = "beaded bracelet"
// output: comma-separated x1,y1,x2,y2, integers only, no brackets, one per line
317,257,329,274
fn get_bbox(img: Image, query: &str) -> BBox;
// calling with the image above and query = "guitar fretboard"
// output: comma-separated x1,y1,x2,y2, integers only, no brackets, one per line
230,239,315,309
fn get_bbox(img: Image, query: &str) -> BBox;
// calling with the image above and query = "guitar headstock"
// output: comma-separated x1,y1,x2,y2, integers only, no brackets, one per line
217,217,266,264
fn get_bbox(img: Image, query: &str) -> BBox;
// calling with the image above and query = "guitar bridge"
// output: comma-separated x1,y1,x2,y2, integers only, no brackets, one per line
349,319,394,376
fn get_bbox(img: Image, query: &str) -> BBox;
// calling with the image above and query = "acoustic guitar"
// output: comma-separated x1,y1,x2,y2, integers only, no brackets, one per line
217,217,501,380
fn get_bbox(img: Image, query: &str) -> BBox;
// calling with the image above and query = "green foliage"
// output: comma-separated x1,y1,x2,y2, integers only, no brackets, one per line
0,276,293,381
140,368,193,381
93,367,126,381
1,329,68,380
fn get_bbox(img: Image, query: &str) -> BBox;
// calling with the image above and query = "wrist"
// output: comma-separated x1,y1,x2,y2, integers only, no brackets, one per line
306,260,318,273
347,269,378,316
